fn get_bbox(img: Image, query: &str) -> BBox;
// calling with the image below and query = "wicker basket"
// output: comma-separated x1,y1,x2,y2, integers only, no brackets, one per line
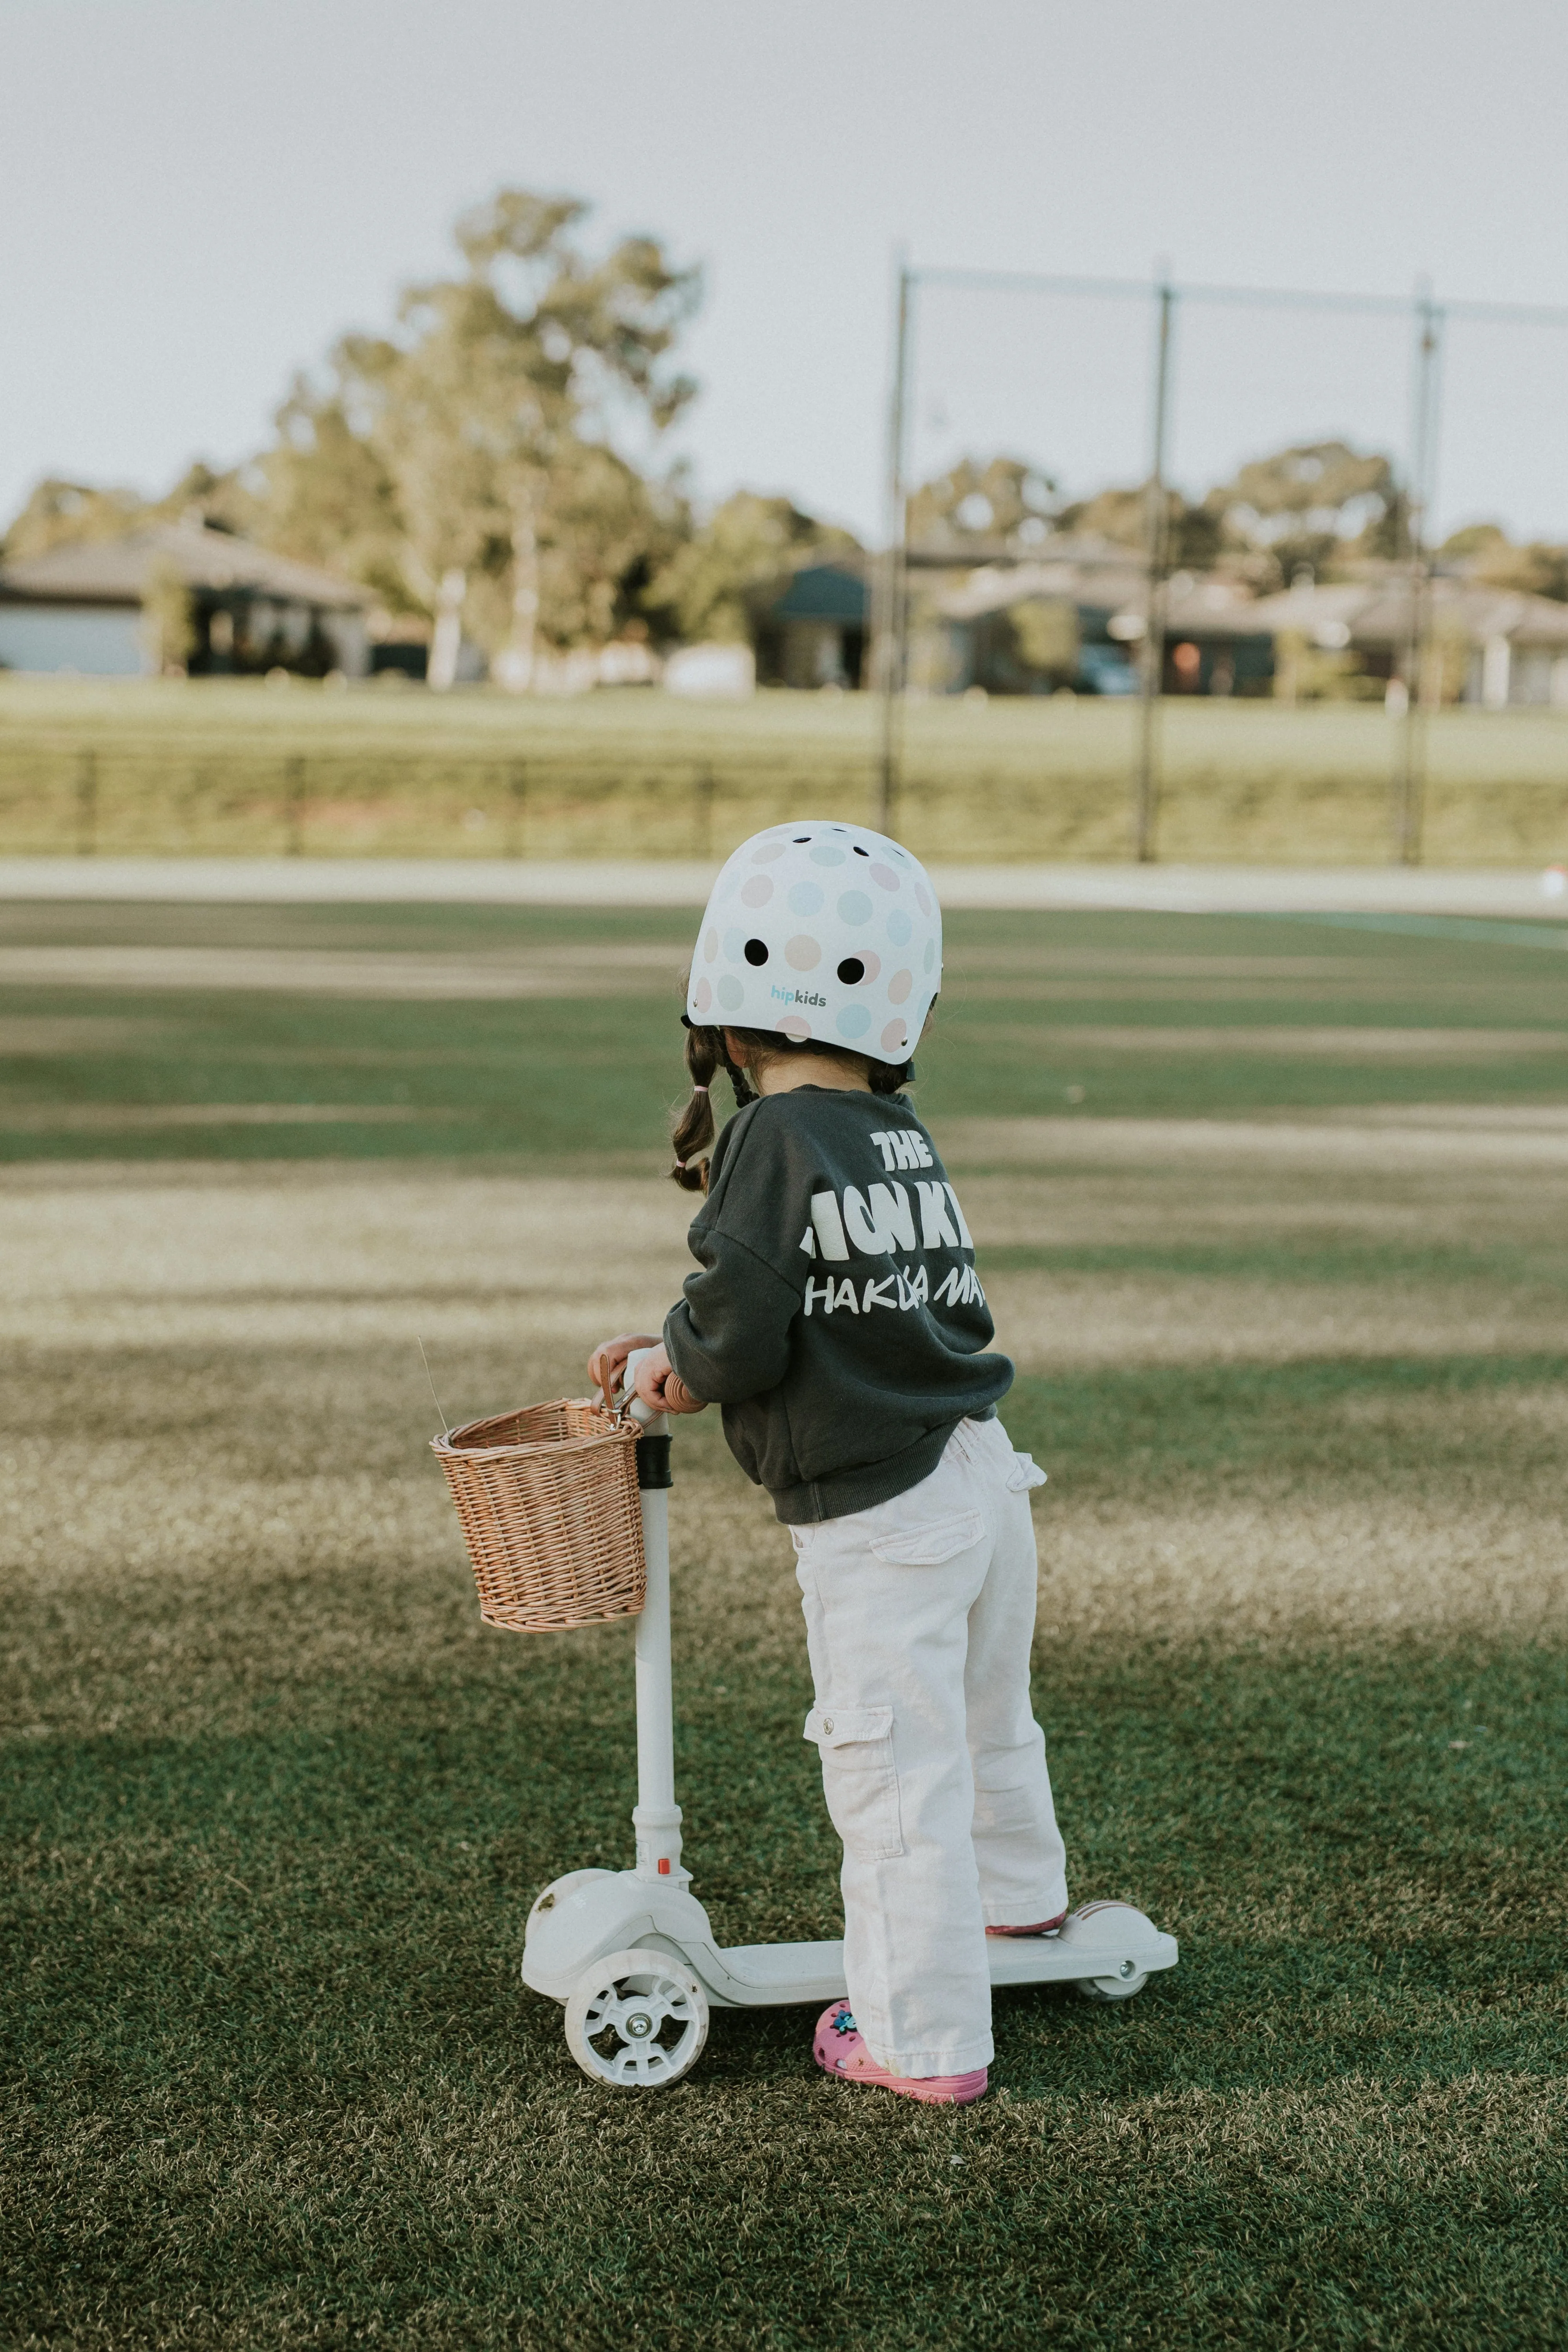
433,1399,646,1632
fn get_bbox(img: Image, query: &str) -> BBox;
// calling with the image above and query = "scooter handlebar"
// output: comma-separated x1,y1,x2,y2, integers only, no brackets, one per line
621,1346,663,1428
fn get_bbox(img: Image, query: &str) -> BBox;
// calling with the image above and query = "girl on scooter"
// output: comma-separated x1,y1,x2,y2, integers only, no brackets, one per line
589,820,1066,2106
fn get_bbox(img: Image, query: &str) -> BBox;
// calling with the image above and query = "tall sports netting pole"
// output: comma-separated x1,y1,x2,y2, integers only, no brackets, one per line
1134,279,1175,863
1397,282,1443,866
875,256,913,832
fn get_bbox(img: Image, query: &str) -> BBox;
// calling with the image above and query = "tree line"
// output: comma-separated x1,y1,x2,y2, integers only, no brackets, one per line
5,187,1565,682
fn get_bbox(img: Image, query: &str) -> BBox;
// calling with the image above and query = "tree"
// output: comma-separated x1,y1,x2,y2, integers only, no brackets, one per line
644,491,856,646
139,561,196,674
906,457,1057,551
0,459,270,564
259,189,699,684
1440,521,1568,602
1208,440,1400,580
158,461,259,537
1055,481,1226,570
256,404,407,609
1049,442,1405,584
2,478,150,561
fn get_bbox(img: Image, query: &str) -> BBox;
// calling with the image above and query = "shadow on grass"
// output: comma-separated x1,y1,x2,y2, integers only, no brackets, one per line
1004,1349,1568,1500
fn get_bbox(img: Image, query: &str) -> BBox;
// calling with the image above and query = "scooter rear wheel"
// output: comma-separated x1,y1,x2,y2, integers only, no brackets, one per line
564,1947,710,2089
1075,1966,1149,2001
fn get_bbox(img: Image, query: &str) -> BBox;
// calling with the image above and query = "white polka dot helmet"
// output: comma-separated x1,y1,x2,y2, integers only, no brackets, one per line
687,819,942,1063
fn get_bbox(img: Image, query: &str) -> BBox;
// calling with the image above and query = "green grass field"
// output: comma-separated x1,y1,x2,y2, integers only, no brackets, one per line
3,674,1568,864
2,898,1567,2347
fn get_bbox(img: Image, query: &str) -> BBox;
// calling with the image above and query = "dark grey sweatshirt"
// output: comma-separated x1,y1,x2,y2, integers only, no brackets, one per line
662,1087,1012,1523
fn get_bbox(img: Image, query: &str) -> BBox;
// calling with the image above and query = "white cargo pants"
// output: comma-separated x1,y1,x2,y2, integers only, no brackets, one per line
790,1415,1068,2078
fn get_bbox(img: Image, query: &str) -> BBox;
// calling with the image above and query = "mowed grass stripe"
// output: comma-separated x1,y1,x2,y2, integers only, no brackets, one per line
967,1023,1568,1054
0,942,685,997
982,1236,1568,1285
3,903,1568,1161
942,1115,1568,1169
0,1102,434,1130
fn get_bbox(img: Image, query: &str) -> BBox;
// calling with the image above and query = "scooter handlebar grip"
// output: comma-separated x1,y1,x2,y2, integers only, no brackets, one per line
622,1347,660,1428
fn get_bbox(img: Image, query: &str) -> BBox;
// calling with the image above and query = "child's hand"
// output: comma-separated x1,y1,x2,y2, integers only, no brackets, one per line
587,1332,661,1410
633,1343,706,1416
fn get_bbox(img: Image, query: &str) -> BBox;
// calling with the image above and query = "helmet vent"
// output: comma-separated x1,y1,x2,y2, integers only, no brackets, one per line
744,939,770,966
836,957,865,985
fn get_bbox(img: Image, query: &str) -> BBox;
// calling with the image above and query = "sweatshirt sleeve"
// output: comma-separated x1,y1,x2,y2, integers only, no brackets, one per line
663,1227,800,1405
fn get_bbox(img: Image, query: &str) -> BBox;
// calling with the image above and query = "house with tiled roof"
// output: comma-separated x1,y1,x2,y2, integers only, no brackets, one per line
0,522,370,676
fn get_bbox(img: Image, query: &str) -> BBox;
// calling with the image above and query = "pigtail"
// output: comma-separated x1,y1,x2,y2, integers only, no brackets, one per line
671,1016,915,1189
727,1044,759,1110
672,1022,761,1192
670,1023,720,1192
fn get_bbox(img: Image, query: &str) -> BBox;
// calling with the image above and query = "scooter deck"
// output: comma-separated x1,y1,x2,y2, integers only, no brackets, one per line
523,1870,1178,2010
707,1922,1177,2007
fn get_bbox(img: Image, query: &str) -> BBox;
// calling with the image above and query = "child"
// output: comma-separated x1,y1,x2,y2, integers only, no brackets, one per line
589,820,1067,2106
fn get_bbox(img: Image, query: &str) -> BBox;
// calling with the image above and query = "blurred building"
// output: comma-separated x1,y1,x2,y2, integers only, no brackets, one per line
757,561,869,688
1247,576,1568,705
897,542,1568,705
1157,577,1279,696
0,522,370,677
935,545,1274,697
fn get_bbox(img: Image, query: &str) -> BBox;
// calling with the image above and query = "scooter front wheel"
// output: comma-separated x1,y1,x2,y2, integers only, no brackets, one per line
564,1947,710,2089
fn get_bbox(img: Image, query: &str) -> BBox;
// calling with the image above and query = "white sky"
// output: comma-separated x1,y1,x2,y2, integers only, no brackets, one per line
5,0,1568,544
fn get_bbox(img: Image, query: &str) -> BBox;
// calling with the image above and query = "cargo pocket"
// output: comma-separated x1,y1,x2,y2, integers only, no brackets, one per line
868,1511,985,1567
804,1704,905,1861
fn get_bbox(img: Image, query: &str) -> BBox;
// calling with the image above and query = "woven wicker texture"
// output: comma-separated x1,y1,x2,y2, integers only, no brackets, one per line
433,1399,646,1632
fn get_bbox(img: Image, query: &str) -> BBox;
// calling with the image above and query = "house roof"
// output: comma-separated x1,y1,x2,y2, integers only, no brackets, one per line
940,553,1147,623
1246,576,1568,650
0,523,369,610
940,558,1568,652
1163,577,1274,639
771,562,868,625
940,561,1269,639
907,528,1152,576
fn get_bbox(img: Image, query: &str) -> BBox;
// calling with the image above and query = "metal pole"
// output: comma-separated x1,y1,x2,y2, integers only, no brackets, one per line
875,255,913,833
693,762,715,860
505,761,527,859
1134,279,1175,863
283,755,307,856
629,1406,684,1886
75,750,97,857
1397,281,1442,866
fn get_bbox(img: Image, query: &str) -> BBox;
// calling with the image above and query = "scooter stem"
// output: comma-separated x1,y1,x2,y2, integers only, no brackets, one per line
624,1358,685,1885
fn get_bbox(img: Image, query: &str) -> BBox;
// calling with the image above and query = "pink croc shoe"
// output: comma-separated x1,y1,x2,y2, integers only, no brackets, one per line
812,2003,988,2106
986,1910,1068,1938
